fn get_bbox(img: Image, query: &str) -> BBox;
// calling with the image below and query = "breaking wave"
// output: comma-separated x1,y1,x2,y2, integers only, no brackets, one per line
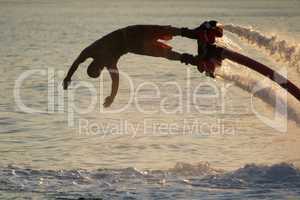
0,162,299,199
182,162,300,189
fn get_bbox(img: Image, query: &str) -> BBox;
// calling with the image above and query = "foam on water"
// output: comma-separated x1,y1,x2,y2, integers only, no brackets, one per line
1,162,299,199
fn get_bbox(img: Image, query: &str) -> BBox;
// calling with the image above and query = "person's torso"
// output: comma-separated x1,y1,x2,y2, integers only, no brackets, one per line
85,25,170,64
87,29,126,63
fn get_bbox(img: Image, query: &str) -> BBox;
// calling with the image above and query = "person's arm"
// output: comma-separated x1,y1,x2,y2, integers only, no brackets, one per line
63,49,89,90
63,61,79,89
103,65,119,107
181,20,222,42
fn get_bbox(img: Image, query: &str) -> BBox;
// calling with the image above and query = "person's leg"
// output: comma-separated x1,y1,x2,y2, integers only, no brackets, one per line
144,25,181,41
150,25,208,41
141,39,223,71
139,41,204,69
128,25,203,66
156,25,181,38
140,41,181,61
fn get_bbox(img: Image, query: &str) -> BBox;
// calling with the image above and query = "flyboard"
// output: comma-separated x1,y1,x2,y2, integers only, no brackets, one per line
198,41,300,102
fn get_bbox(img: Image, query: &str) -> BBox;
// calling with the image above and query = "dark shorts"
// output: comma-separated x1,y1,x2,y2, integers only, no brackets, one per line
124,25,176,58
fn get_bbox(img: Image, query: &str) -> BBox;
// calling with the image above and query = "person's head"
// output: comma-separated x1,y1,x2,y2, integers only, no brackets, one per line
87,59,105,78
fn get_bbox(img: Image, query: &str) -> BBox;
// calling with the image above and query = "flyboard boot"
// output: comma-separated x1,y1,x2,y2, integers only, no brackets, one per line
181,20,224,78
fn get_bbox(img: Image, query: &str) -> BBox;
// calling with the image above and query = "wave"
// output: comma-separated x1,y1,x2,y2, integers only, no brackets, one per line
1,162,299,189
223,24,300,72
181,162,300,189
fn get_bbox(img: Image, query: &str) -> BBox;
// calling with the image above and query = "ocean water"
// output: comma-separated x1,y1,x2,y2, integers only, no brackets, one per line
1,0,300,199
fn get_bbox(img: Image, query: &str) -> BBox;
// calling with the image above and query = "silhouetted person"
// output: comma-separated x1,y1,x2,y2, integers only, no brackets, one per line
63,21,223,107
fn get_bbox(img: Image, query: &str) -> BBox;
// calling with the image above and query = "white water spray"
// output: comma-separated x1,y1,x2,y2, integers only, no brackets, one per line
224,24,300,72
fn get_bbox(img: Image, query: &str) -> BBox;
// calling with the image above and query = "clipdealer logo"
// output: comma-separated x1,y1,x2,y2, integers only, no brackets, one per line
13,67,287,135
